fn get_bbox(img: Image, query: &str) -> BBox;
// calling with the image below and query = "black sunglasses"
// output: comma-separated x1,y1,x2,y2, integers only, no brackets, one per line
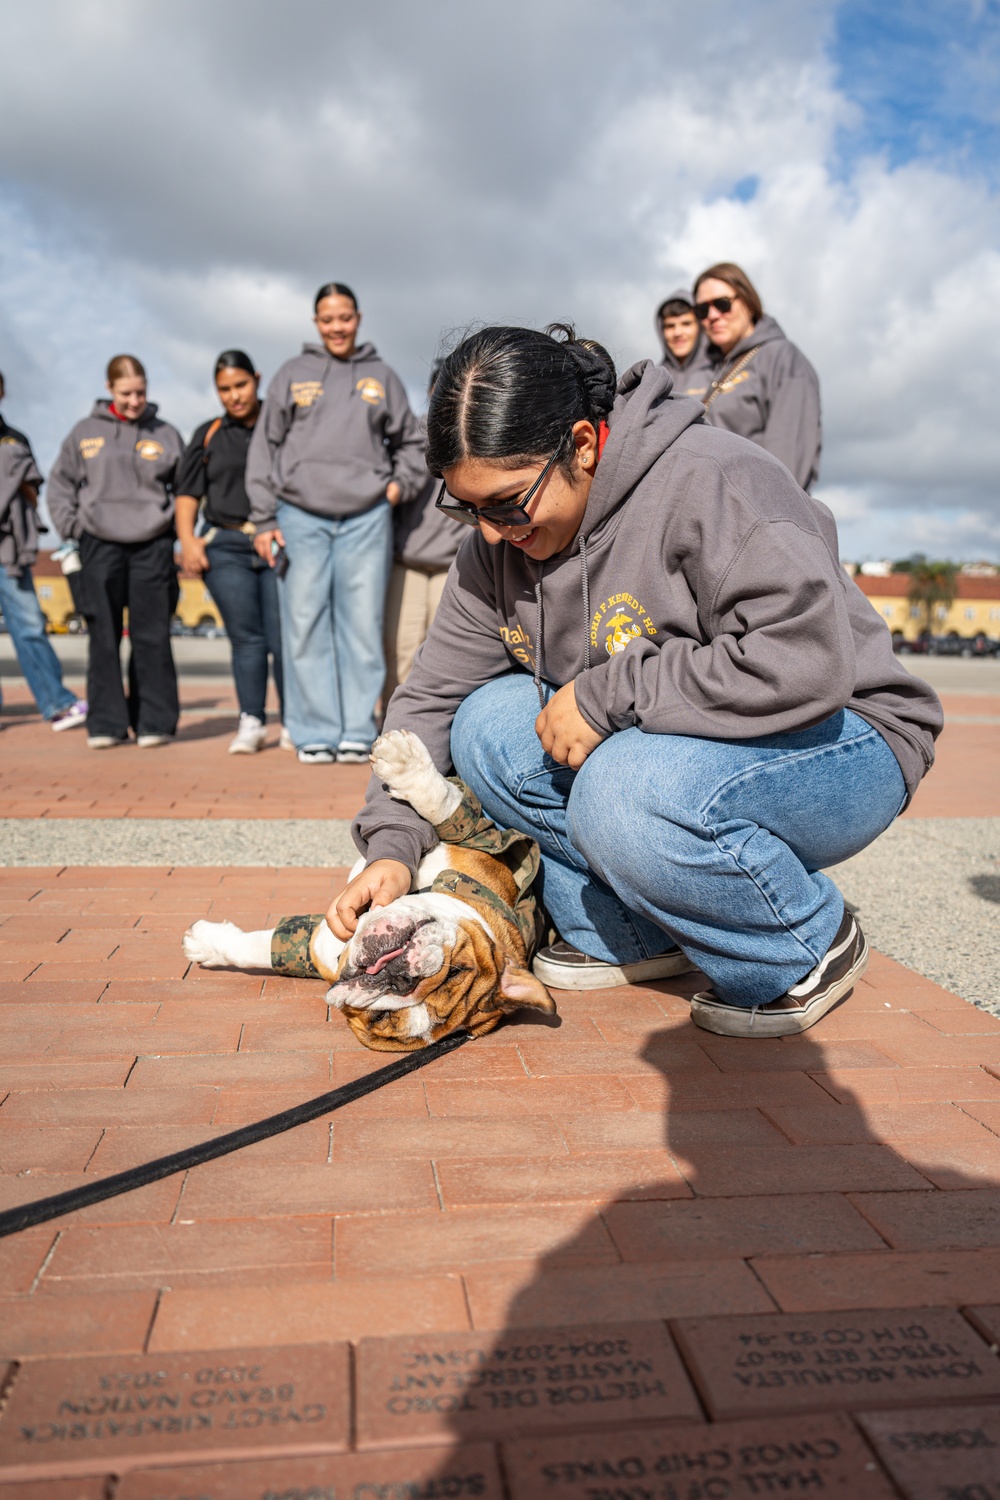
435,448,561,530
694,296,736,319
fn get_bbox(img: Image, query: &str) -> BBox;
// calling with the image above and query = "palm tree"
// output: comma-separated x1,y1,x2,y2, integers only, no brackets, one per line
900,558,958,635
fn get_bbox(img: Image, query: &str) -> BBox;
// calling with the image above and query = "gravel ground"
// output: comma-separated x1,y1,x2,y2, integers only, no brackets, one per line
828,817,1000,1012
0,818,359,867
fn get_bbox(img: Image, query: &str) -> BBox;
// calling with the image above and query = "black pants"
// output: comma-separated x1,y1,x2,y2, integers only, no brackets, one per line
79,531,179,738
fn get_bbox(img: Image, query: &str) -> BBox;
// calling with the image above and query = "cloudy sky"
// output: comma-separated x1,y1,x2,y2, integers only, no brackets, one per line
2,0,999,559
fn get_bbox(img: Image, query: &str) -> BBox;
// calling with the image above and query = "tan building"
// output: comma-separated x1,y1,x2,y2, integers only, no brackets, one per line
853,572,1000,643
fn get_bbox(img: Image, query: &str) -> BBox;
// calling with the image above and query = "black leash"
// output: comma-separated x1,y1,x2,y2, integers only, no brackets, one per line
0,1029,472,1240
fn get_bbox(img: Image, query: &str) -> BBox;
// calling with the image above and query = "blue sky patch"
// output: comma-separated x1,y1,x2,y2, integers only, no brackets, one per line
831,0,1000,179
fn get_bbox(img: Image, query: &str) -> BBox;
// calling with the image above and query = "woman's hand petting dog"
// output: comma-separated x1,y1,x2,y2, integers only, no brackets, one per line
535,680,605,769
327,858,411,940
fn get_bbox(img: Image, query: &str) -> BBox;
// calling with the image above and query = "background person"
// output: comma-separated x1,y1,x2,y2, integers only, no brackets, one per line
247,281,426,764
47,354,184,749
175,350,285,755
695,261,822,491
0,372,87,732
655,288,712,399
339,324,942,1039
383,362,467,702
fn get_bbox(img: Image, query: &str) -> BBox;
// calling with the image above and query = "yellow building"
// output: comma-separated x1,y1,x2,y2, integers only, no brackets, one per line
29,552,223,633
853,573,1000,643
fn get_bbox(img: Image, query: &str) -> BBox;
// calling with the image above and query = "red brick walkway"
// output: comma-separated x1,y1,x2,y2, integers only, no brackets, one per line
0,694,998,1494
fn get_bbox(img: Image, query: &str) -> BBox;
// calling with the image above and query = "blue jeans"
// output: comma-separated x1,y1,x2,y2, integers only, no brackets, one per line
203,530,283,723
451,675,906,1007
276,499,393,750
0,568,76,720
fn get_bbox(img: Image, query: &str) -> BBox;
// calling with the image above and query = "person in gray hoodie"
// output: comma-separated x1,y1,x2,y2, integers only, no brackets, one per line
695,262,822,491
246,282,426,764
332,324,942,1040
47,354,184,748
0,372,87,732
655,288,713,400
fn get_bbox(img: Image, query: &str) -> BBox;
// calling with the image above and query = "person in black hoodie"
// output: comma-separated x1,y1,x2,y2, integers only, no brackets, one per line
336,325,941,1040
695,262,822,491
47,355,184,749
175,351,284,756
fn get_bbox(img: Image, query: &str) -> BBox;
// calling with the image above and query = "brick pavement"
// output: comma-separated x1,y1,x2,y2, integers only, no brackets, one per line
0,686,998,1493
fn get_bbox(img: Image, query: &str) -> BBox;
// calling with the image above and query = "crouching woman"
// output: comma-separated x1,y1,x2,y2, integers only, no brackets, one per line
333,326,942,1037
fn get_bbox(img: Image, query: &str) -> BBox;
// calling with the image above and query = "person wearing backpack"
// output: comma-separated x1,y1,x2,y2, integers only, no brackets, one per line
175,351,285,755
695,262,822,491
246,282,426,764
46,355,183,749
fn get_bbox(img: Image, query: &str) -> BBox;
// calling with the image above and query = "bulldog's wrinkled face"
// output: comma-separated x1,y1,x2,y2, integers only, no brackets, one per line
330,893,465,1009
324,891,553,1049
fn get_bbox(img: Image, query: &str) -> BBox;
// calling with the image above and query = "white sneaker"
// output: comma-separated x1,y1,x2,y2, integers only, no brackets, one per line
137,734,173,748
336,741,372,764
297,745,335,764
51,700,88,731
279,726,295,752
229,713,266,755
532,940,694,991
87,734,126,750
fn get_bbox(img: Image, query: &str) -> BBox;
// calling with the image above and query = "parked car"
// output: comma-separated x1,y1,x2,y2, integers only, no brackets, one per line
960,633,998,658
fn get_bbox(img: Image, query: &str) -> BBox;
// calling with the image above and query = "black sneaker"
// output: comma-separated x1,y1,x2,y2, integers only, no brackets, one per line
532,939,694,991
690,910,868,1038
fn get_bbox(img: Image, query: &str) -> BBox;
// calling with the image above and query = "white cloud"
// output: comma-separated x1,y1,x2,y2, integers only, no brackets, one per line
1,0,999,556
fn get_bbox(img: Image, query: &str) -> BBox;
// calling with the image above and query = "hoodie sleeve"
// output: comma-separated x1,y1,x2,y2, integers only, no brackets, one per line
573,512,856,743
382,370,427,504
46,429,85,541
0,434,42,513
756,345,822,491
353,537,513,874
246,380,294,529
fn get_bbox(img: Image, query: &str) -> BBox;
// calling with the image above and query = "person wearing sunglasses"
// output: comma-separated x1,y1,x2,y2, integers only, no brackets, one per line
694,261,822,492
332,322,941,1040
654,288,712,399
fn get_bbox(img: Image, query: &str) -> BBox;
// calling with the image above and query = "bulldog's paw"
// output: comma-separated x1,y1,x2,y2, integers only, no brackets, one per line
183,919,275,971
183,920,239,968
371,730,462,825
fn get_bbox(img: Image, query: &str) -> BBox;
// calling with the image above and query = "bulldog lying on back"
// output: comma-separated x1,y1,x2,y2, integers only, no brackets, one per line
182,730,555,1050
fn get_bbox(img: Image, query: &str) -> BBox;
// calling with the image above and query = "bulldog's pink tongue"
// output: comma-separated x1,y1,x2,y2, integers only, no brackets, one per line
366,944,407,976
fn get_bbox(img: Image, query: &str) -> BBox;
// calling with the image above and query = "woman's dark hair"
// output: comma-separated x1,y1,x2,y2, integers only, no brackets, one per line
214,349,257,380
106,354,146,384
693,262,764,323
425,324,617,478
313,281,358,313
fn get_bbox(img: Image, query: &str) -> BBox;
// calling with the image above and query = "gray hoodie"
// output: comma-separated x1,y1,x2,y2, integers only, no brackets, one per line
47,401,183,545
246,342,426,527
393,475,468,572
0,418,44,576
656,288,713,400
355,360,941,875
702,314,821,491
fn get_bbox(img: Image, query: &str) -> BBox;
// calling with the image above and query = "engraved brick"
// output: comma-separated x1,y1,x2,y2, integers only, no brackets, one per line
115,1444,503,1498
672,1307,1000,1419
356,1323,700,1448
0,1344,349,1480
856,1402,1000,1499
503,1412,896,1498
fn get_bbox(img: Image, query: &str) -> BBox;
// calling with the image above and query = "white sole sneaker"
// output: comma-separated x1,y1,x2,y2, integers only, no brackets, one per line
691,913,869,1038
532,944,694,991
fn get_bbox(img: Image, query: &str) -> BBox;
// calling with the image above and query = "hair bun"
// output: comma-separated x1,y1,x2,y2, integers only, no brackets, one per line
544,326,617,421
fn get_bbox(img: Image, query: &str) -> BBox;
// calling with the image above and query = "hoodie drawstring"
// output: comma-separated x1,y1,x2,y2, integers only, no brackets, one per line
579,533,592,671
533,563,545,710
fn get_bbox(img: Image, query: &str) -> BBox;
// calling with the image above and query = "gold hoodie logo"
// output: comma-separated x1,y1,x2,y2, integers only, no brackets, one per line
80,437,104,459
590,593,657,656
291,382,323,408
356,377,385,405
135,439,164,461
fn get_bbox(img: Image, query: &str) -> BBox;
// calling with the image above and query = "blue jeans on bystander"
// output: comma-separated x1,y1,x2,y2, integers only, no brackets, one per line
451,675,907,1008
275,499,393,752
0,568,76,720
